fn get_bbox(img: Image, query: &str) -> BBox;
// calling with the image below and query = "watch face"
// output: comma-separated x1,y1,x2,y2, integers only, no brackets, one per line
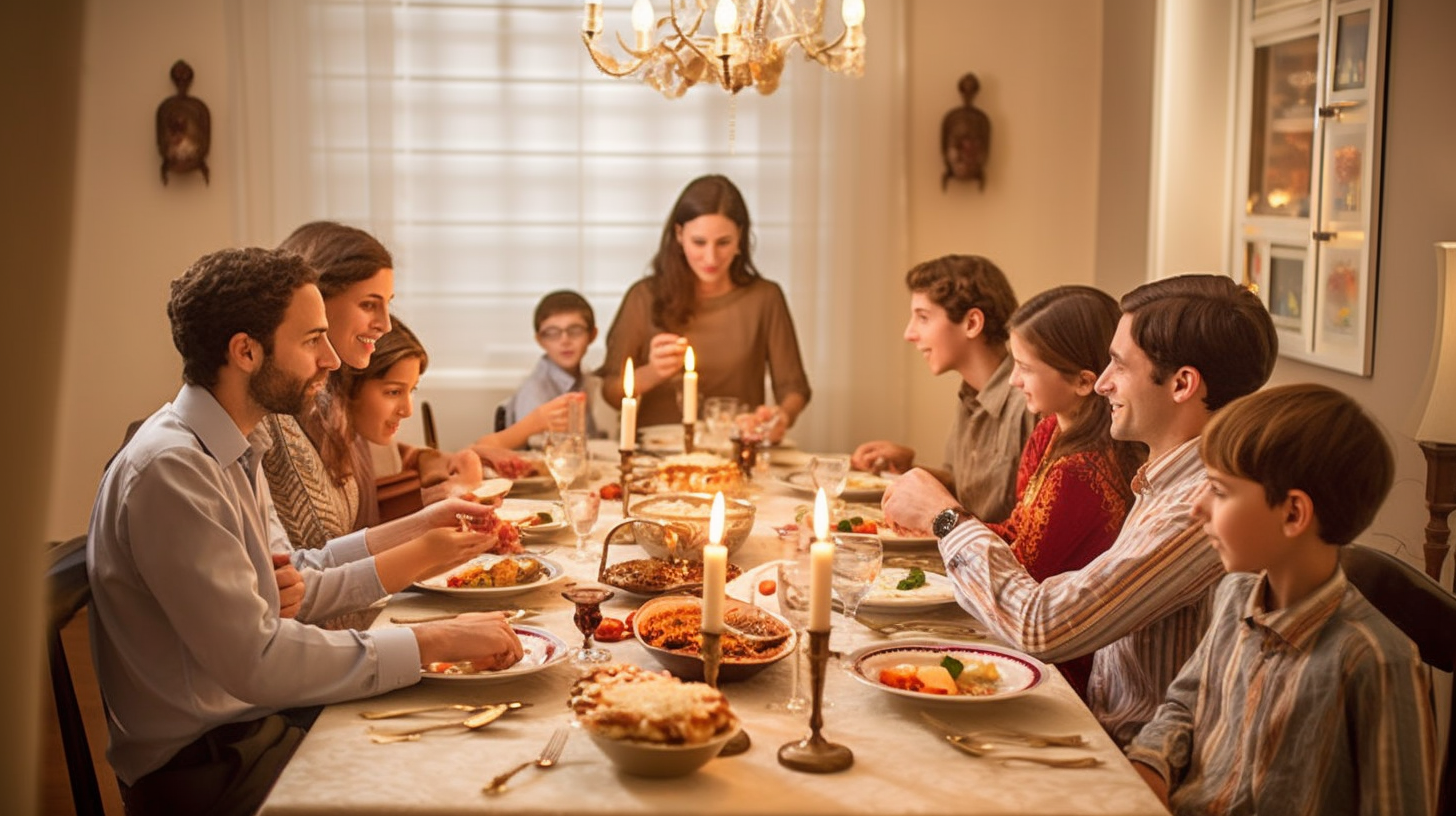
933,509,959,538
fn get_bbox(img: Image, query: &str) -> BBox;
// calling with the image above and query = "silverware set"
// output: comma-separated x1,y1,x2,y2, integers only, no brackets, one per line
919,712,1100,768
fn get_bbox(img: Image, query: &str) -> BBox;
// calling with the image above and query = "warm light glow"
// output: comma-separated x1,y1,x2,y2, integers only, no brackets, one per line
708,491,725,545
623,357,635,398
842,0,865,27
684,345,696,372
631,0,655,34
813,488,829,542
714,0,737,35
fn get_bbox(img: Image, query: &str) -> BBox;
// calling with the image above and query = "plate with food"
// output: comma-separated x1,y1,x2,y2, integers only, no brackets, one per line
780,469,891,503
421,625,568,682
793,503,935,548
495,499,568,535
847,641,1045,702
856,567,958,612
599,557,743,597
413,553,565,598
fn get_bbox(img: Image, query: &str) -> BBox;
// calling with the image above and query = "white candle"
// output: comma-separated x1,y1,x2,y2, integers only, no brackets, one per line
714,0,736,54
809,488,833,631
682,345,698,423
620,358,638,451
630,0,654,50
702,492,727,634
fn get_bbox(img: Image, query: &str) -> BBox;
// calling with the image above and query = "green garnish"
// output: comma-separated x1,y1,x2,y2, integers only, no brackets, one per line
897,566,927,591
836,519,852,532
940,655,964,679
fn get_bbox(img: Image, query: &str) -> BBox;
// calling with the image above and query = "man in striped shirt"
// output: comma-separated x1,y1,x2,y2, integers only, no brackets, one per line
883,274,1277,745
1126,384,1435,815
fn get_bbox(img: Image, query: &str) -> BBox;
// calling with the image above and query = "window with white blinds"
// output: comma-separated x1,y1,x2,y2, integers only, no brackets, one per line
281,0,805,391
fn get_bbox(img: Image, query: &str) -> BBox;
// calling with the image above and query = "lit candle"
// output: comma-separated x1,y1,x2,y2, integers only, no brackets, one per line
631,0,654,50
620,358,638,451
702,491,728,634
682,345,698,423
714,0,736,54
809,488,833,631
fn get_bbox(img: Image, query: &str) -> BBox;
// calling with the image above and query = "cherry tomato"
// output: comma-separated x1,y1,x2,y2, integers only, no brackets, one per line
757,579,777,596
623,610,636,635
595,617,628,642
599,483,624,501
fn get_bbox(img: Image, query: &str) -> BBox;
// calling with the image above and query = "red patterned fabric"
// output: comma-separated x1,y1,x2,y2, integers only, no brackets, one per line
984,416,1134,697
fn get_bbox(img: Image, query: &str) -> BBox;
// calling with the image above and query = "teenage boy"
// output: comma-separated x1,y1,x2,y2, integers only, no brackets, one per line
89,247,524,815
1127,383,1435,815
883,273,1278,745
482,290,602,450
853,255,1037,520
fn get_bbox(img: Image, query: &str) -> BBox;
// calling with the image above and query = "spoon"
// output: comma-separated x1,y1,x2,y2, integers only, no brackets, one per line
359,700,530,720
368,704,511,743
942,735,1102,768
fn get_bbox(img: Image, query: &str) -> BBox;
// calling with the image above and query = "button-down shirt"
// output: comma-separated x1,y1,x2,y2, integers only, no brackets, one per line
1126,570,1436,816
503,355,601,438
87,384,423,784
940,436,1224,744
942,355,1038,521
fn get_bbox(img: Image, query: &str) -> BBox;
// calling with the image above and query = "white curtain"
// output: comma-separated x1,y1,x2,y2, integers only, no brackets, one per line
225,0,908,454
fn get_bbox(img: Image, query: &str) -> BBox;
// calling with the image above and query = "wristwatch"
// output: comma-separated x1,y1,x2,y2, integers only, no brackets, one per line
932,507,969,539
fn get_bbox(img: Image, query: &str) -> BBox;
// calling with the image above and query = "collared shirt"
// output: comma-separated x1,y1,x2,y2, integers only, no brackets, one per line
87,384,423,784
940,436,1225,744
503,355,601,438
942,355,1038,521
1126,570,1436,816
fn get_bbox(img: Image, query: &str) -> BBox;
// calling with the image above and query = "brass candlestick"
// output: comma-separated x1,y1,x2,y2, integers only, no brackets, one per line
617,449,633,517
777,629,852,773
683,420,696,454
700,629,751,756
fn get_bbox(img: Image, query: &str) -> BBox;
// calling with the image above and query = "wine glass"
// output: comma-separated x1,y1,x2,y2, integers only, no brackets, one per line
830,533,883,622
543,432,586,491
702,396,743,452
561,586,615,666
767,556,812,714
809,455,850,518
562,488,601,563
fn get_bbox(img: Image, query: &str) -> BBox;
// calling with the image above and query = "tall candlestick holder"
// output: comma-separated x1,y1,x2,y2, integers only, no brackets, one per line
777,629,852,773
700,629,751,756
683,421,696,454
617,449,633,518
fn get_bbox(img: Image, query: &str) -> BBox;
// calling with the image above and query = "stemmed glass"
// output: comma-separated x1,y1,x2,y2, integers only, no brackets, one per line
702,396,743,453
561,586,615,666
809,455,850,519
830,533,883,623
766,556,812,714
543,432,586,491
561,488,601,563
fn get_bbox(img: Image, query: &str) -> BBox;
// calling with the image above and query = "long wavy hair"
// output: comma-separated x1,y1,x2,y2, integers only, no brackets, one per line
648,175,762,332
1008,285,1146,484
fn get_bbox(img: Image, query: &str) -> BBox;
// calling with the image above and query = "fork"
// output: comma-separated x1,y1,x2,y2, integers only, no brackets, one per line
942,734,1102,768
919,712,1086,748
483,725,570,794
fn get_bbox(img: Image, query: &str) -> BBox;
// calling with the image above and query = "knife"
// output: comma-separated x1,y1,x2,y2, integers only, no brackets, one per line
360,700,531,720
919,710,1087,748
368,704,512,743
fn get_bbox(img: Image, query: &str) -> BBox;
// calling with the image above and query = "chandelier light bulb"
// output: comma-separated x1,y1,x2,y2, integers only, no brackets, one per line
714,0,738,37
841,0,865,28
631,0,655,35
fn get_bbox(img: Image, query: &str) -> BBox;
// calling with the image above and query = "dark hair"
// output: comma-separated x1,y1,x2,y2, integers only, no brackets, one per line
277,221,393,298
904,255,1018,346
534,290,596,332
1009,285,1146,482
1119,274,1277,411
341,318,428,403
168,247,318,389
1202,383,1393,545
649,175,761,332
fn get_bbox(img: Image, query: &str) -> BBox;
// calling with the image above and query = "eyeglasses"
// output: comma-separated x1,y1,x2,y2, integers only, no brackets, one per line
538,325,590,342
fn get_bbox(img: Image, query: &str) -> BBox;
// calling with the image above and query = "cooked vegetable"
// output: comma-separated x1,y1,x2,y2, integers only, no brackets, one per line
897,566,927,591
940,654,964,679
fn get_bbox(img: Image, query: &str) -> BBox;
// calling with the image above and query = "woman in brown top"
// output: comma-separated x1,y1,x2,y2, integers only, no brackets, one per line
600,175,812,438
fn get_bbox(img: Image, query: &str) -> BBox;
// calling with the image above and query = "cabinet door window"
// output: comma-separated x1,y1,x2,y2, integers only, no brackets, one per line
1247,34,1317,218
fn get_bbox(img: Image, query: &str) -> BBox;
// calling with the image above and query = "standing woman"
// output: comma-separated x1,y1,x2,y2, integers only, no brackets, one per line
600,175,811,440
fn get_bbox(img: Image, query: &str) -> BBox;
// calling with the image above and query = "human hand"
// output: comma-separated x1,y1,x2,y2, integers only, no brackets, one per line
446,447,483,485
532,392,586,434
477,445,534,480
1130,762,1170,807
646,333,688,381
748,405,788,444
272,553,305,619
414,611,525,670
851,441,915,474
409,526,500,579
881,468,958,536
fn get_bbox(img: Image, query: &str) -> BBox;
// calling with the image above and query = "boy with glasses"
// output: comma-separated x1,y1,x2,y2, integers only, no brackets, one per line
495,290,602,445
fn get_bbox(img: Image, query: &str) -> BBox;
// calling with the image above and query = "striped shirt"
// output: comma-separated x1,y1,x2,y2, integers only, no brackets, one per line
1126,570,1437,816
940,436,1225,744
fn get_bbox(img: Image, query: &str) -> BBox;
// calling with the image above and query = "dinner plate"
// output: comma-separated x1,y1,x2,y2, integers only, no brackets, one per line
639,424,688,454
856,568,958,612
496,499,568,535
420,625,568,682
835,503,936,548
413,553,566,598
847,641,1045,702
779,469,891,503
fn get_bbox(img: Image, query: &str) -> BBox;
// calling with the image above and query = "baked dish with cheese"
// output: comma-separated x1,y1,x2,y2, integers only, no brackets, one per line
570,663,737,745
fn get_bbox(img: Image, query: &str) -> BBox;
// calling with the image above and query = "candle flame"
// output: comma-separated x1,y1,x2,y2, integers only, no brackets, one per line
623,357,635,398
813,488,828,541
684,345,695,372
709,491,725,545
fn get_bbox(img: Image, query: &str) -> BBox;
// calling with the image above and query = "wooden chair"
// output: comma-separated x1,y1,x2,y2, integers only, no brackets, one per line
420,401,439,450
1340,543,1456,814
46,534,105,816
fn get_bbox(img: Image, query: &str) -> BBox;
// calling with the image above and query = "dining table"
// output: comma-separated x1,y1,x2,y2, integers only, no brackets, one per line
259,441,1170,816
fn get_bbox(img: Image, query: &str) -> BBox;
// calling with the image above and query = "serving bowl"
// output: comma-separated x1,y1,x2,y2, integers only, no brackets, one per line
632,595,796,683
585,722,741,778
626,493,756,561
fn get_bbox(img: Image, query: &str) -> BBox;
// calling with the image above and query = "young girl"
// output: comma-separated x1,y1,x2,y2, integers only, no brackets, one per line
987,285,1146,696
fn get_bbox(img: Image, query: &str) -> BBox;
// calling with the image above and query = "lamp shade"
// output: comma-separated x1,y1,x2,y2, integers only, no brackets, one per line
1416,242,1456,443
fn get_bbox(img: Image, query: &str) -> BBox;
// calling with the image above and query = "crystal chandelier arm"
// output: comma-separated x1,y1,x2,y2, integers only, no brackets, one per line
581,31,648,77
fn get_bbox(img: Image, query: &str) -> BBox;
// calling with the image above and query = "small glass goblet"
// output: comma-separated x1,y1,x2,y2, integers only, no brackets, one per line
561,586,615,666
830,533,883,623
766,556,812,714
562,488,601,563
809,455,850,518
544,432,586,491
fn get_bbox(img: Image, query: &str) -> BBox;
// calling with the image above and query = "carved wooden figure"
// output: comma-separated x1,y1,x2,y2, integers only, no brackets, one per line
941,73,990,191
156,60,211,185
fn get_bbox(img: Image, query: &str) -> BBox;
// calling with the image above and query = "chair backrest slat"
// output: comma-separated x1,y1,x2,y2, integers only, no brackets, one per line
47,534,104,816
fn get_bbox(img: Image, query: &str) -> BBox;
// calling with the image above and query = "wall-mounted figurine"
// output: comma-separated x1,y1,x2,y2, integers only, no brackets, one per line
941,72,990,191
155,60,211,185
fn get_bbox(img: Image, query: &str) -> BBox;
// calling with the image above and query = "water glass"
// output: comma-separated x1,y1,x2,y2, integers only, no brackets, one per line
767,556,812,714
701,396,743,451
562,488,601,563
830,533,882,621
809,455,850,515
543,432,586,490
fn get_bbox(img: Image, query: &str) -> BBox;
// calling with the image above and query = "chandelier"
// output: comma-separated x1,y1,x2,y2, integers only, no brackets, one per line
581,0,866,98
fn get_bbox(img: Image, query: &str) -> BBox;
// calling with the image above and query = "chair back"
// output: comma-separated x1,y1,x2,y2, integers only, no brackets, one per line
47,534,105,816
493,401,508,434
421,401,439,449
1340,544,1456,814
